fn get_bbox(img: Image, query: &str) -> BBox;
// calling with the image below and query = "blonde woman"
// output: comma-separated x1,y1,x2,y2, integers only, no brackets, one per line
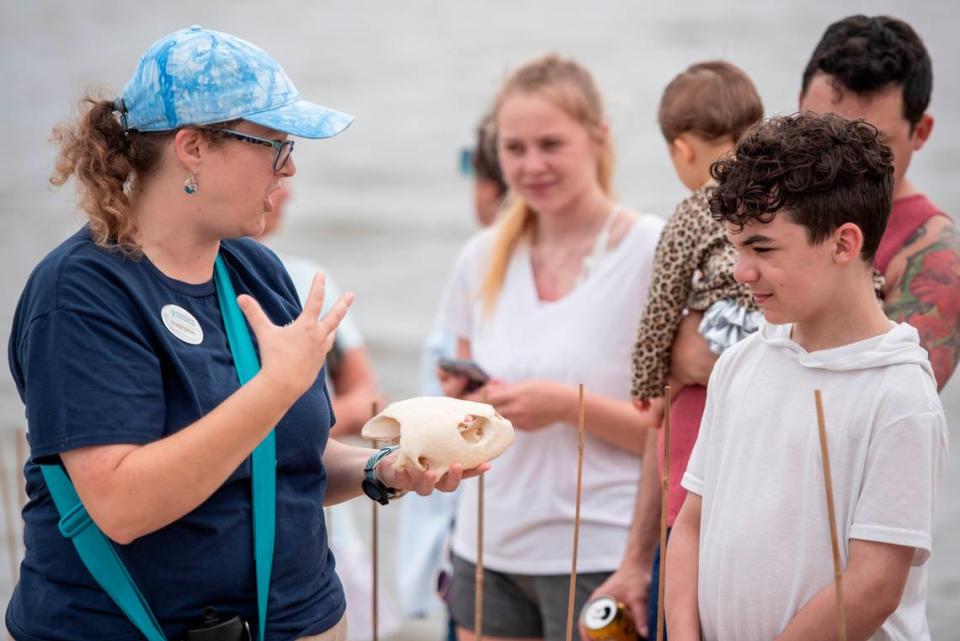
438,55,663,641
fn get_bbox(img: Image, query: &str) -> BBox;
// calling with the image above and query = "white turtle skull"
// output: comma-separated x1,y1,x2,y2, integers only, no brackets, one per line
360,396,515,476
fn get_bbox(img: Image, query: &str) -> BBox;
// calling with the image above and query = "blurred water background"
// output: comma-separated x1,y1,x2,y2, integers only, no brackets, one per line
1,1,957,638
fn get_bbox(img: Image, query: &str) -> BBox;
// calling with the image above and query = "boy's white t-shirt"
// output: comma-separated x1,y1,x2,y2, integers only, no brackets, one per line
683,321,949,641
440,214,663,573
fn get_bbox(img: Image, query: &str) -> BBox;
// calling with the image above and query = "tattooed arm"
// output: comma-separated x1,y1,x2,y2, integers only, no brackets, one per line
883,215,960,390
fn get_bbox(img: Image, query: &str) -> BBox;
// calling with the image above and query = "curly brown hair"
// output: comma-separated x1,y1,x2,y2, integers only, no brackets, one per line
708,112,894,261
50,94,236,252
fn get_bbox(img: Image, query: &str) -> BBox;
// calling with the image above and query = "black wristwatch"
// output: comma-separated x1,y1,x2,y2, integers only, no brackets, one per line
362,445,402,505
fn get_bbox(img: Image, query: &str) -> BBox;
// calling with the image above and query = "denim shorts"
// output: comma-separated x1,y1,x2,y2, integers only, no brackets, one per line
450,554,610,641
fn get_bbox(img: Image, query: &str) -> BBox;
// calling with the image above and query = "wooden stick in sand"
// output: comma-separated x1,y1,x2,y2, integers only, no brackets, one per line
564,384,586,641
814,390,847,641
475,390,487,641
656,385,672,641
370,400,381,641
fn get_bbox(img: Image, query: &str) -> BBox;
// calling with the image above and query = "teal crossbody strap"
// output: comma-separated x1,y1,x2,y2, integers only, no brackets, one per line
214,254,276,641
39,463,167,641
38,254,276,641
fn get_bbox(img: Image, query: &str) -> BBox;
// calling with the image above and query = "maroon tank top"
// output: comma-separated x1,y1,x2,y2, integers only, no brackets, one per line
874,194,946,275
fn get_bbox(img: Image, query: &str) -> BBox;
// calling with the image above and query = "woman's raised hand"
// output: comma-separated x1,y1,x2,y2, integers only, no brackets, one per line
238,272,354,404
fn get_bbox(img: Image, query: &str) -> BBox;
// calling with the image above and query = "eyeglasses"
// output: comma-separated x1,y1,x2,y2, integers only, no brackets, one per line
218,128,295,172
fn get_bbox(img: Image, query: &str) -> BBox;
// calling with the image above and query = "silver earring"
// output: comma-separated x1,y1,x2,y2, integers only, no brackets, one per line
184,174,198,194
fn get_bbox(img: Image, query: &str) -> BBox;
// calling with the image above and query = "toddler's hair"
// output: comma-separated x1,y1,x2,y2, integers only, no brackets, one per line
658,61,763,144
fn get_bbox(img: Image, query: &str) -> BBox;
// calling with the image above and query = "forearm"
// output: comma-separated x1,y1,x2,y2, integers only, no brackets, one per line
664,496,701,641
64,372,299,544
587,435,662,640
774,541,913,641
621,428,663,567
322,437,376,505
774,585,886,641
560,388,648,454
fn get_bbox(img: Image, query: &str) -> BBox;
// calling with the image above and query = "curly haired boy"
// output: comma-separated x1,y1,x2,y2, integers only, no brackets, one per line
664,113,948,641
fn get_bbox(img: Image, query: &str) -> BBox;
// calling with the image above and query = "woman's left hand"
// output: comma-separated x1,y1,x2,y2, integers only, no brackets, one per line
484,379,575,431
377,457,490,496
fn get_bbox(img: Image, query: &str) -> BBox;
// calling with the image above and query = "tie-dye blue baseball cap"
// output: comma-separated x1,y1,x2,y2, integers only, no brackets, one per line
120,25,353,138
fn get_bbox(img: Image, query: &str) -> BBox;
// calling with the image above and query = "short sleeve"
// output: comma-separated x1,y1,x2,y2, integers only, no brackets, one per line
17,308,166,461
437,232,491,341
850,411,948,565
680,398,710,498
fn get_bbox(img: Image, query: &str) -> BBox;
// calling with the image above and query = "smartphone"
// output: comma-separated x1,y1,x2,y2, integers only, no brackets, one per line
438,357,490,393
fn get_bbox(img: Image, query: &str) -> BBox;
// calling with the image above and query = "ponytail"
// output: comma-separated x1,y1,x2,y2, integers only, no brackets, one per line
480,197,535,312
50,95,171,252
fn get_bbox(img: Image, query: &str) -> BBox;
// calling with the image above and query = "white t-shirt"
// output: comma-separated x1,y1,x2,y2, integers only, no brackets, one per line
440,213,663,573
683,321,949,641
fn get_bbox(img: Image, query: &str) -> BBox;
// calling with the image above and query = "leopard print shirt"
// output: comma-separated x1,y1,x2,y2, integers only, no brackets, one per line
631,187,757,400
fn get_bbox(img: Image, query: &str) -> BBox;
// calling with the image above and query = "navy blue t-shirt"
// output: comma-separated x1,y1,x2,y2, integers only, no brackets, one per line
6,228,345,640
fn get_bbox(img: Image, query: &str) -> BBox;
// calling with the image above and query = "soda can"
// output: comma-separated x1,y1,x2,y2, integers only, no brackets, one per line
580,595,638,641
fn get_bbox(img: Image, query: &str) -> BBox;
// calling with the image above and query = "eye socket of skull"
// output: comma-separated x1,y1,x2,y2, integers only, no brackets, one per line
458,415,487,444
363,415,401,443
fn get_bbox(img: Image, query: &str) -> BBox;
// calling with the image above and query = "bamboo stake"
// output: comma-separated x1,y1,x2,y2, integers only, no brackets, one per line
656,385,672,641
475,390,487,641
475,473,485,640
814,390,847,641
370,400,381,641
564,384,586,641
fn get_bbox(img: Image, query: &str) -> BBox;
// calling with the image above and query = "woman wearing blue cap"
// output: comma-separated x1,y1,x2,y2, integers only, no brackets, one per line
6,26,478,641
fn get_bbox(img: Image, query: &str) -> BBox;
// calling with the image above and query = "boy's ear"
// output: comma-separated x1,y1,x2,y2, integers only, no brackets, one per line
173,128,206,173
833,222,865,265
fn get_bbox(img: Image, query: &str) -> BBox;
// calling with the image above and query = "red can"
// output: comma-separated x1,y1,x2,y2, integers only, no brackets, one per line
580,595,639,641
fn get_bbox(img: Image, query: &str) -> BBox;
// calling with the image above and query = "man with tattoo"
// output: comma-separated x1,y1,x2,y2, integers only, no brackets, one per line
799,15,958,389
